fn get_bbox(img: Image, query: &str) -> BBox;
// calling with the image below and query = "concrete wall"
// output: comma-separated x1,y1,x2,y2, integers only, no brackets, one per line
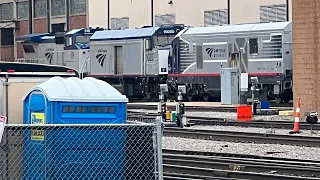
89,0,292,29
292,0,320,115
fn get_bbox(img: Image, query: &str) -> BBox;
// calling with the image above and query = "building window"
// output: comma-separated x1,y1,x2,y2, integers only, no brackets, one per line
110,17,129,30
52,23,65,32
70,0,86,15
62,106,116,113
51,0,65,16
260,4,286,23
17,1,29,20
1,28,14,46
204,9,228,26
155,13,176,27
0,3,13,20
249,38,258,55
34,0,46,18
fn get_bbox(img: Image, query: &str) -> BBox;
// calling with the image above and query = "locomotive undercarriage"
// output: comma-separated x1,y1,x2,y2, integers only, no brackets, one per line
89,74,292,104
165,75,293,103
96,75,168,101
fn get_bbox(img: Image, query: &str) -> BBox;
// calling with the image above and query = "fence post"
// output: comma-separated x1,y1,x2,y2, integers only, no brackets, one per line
155,116,163,180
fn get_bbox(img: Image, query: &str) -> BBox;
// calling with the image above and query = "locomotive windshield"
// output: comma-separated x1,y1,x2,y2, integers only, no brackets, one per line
154,35,175,46
75,35,91,44
65,34,92,46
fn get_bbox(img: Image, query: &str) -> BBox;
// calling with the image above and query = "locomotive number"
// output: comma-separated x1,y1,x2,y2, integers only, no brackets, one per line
163,30,175,34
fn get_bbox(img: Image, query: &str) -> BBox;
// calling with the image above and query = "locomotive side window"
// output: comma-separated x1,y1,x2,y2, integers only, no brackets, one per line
23,45,35,53
65,37,73,46
249,38,258,55
145,39,152,50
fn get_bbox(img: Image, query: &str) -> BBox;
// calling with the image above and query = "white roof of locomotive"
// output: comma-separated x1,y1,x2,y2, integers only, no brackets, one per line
183,22,292,36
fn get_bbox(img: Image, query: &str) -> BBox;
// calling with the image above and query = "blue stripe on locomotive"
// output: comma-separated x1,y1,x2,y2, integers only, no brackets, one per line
23,90,126,179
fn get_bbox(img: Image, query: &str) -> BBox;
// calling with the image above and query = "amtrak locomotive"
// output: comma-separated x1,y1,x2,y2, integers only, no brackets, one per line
15,22,293,103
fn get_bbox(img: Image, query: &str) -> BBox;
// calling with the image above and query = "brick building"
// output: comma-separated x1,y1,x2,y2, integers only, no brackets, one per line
0,0,293,62
292,0,320,115
89,0,292,31
0,0,87,61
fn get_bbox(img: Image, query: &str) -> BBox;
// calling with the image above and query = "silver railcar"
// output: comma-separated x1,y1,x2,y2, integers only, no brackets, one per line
171,22,292,103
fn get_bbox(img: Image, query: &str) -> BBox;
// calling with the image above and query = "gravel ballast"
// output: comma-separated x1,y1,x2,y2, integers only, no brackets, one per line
129,109,292,121
163,137,320,160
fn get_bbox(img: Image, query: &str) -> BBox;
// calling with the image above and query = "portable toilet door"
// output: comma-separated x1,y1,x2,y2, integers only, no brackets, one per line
23,91,51,180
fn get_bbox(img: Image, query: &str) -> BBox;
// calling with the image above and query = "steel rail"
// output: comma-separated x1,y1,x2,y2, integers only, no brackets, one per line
163,149,320,164
128,104,239,112
163,128,320,147
163,172,243,180
163,154,320,177
187,118,320,130
127,111,320,130
163,164,319,180
163,149,320,179
128,104,293,113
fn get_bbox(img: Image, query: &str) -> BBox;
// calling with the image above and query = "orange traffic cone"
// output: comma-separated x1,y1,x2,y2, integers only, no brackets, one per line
290,97,301,134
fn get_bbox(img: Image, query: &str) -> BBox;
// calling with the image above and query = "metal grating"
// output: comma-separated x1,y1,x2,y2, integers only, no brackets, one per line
260,34,283,58
110,17,129,30
17,1,29,20
155,13,176,27
260,4,287,23
0,3,13,20
51,0,66,16
204,9,228,26
70,0,86,15
34,0,46,18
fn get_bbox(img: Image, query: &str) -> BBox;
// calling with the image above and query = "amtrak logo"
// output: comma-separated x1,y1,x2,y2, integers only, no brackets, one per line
205,48,215,57
96,54,107,67
45,52,53,64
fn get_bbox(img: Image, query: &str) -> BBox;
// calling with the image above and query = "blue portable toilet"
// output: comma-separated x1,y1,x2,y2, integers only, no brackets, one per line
22,77,129,180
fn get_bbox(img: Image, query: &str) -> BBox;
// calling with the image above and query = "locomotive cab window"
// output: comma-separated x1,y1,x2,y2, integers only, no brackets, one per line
23,45,35,53
249,38,258,55
145,39,152,50
65,36,73,46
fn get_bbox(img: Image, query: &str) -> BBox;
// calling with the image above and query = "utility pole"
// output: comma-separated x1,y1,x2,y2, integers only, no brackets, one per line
227,0,230,24
151,0,154,26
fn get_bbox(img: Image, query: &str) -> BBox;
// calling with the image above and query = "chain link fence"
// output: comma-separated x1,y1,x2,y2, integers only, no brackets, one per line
0,122,163,180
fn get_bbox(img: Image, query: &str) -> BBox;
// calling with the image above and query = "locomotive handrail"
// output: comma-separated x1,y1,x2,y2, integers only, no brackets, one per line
80,56,90,79
15,58,48,64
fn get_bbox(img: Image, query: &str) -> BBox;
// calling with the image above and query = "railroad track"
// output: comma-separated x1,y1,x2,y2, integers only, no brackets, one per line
129,100,293,107
127,111,320,130
128,104,239,112
128,103,293,113
163,128,320,147
163,149,320,180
